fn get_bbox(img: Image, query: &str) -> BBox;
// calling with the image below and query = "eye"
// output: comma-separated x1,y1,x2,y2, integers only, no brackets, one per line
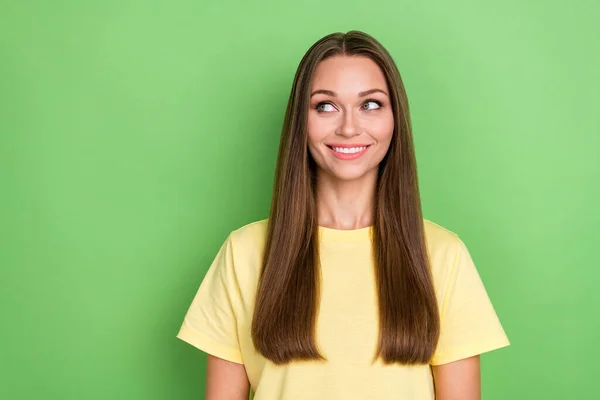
316,102,337,112
362,100,382,110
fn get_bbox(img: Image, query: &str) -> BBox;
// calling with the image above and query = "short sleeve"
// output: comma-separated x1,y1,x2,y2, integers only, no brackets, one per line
176,235,244,364
430,237,510,366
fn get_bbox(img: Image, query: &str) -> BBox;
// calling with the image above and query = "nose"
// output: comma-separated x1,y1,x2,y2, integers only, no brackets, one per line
336,109,360,137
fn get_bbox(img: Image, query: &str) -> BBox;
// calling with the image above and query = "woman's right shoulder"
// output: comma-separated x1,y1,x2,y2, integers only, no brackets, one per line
222,219,269,292
226,218,269,260
230,219,269,243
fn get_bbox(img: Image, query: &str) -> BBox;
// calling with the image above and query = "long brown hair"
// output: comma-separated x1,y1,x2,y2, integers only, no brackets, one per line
251,31,439,365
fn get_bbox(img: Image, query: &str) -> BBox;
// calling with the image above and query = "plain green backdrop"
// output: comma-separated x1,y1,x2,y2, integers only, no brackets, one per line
1,0,598,399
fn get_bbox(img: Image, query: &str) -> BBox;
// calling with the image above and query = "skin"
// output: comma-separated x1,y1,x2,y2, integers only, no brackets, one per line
432,356,481,400
206,355,249,400
206,55,481,399
308,55,394,230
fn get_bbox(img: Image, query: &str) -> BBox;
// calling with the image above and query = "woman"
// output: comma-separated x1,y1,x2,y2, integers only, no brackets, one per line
177,30,509,399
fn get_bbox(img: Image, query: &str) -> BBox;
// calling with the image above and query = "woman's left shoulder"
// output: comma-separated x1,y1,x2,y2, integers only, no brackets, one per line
422,218,463,275
423,218,460,248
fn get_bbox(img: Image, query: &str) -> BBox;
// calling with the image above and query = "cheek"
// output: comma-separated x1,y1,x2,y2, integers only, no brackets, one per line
307,115,325,160
307,113,329,142
370,113,394,143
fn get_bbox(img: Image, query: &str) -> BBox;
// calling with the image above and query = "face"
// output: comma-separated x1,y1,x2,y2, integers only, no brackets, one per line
307,55,394,182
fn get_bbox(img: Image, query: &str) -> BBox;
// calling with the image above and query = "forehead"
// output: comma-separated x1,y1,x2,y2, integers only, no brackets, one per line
311,55,388,92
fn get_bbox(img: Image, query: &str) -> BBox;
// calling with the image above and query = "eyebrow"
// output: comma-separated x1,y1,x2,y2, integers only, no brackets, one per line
310,88,389,97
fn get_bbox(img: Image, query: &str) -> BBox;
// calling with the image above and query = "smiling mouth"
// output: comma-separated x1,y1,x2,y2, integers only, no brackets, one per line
326,145,371,154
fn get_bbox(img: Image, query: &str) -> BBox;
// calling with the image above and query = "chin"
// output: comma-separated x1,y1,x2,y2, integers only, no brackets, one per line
325,166,376,182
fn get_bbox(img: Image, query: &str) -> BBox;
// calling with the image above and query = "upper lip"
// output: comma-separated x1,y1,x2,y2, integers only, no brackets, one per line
326,144,372,148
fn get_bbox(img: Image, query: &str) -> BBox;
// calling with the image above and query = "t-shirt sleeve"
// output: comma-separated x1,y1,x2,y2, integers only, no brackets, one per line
176,235,244,364
430,237,510,366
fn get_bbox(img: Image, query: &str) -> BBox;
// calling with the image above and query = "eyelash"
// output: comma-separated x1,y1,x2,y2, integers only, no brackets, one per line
314,99,383,112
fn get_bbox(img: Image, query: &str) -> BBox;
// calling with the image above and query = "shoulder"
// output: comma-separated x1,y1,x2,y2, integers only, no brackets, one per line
229,218,269,250
422,218,463,281
224,219,269,286
423,218,460,250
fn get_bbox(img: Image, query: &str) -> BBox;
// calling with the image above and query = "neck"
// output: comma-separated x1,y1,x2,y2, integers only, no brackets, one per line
315,168,378,230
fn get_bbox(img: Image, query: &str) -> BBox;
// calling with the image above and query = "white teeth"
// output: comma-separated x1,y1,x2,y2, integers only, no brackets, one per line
332,146,367,154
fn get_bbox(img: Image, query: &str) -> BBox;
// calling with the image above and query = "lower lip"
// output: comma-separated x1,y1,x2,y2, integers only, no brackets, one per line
328,146,370,160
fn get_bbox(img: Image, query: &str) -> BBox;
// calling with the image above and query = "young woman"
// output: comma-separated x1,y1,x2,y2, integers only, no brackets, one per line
177,31,509,400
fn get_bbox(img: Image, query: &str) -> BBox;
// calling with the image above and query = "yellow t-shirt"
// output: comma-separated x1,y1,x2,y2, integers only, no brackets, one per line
177,219,509,399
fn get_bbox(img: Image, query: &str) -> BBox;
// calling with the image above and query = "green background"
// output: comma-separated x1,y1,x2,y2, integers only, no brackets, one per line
1,0,598,399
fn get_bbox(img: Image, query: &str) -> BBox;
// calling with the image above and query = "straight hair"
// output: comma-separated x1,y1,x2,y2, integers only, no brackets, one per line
251,31,440,365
